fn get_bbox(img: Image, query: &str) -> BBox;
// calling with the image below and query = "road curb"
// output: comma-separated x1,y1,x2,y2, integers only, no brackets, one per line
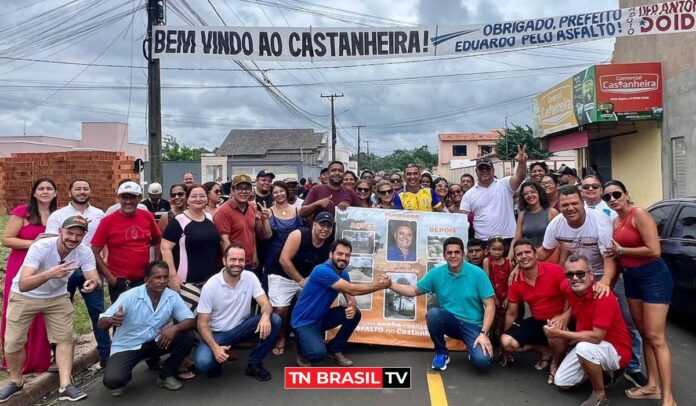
5,348,98,406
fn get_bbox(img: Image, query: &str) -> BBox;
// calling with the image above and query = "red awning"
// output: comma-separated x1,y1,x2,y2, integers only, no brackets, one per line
546,130,588,152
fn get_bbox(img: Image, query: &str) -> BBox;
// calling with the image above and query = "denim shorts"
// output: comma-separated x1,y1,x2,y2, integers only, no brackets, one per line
623,258,673,304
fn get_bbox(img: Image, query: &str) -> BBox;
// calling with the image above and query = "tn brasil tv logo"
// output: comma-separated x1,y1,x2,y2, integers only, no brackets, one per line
285,367,411,389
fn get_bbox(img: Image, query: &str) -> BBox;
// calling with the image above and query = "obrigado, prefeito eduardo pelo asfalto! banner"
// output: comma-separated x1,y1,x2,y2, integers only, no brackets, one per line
325,207,469,349
151,1,696,61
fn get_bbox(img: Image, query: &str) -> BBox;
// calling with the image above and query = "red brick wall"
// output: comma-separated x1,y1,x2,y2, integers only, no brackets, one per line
0,151,140,214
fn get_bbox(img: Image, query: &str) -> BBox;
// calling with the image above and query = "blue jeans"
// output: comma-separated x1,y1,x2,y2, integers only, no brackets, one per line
67,269,111,360
195,314,281,374
614,274,643,373
295,307,361,363
426,307,492,370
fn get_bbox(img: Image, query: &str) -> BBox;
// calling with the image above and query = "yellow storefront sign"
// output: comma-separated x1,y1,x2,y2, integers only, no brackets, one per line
538,77,578,136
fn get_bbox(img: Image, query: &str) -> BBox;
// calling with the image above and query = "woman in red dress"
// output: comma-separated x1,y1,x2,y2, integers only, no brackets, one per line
1,177,57,373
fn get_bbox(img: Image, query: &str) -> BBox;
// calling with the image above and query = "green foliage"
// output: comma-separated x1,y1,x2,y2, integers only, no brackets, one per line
163,134,207,161
494,124,552,161
351,145,438,173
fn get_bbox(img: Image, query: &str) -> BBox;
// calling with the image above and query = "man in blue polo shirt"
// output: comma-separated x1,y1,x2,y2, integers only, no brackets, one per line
384,236,495,371
291,239,391,367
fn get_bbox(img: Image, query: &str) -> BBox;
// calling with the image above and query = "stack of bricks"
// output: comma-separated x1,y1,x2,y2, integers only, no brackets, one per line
0,151,139,214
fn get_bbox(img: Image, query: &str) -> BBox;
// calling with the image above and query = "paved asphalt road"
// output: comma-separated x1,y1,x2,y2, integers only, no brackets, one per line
50,318,695,406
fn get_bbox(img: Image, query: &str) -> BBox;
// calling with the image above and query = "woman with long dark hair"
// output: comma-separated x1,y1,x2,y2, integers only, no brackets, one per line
540,173,560,212
342,170,358,190
510,181,559,251
603,180,676,406
1,177,57,373
261,181,305,355
203,181,221,216
158,184,187,232
433,177,449,212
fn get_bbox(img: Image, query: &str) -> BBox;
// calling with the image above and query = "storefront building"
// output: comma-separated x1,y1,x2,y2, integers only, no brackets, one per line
533,62,664,207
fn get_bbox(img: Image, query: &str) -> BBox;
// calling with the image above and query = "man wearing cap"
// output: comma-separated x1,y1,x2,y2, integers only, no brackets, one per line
460,146,528,255
91,181,162,302
0,216,100,402
393,163,442,212
255,170,275,209
141,182,171,214
105,179,149,215
300,161,362,219
283,177,303,208
214,174,267,269
270,211,334,354
45,179,111,367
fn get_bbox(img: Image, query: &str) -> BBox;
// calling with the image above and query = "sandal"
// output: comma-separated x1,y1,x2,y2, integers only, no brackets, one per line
535,357,551,371
625,387,661,400
177,368,196,380
272,346,285,356
547,373,555,385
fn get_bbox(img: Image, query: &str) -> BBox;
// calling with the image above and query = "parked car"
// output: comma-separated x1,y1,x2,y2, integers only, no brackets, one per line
647,197,696,319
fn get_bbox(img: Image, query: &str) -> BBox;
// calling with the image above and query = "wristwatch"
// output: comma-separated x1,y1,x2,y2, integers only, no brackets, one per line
480,330,490,337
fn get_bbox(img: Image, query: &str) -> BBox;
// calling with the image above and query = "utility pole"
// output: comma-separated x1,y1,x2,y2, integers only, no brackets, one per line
321,93,343,161
352,125,365,172
146,0,164,183
364,140,372,171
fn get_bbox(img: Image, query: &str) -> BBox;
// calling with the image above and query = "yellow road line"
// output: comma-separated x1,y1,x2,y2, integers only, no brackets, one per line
426,372,448,406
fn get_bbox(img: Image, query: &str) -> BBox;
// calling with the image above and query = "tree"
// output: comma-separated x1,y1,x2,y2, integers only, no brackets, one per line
494,124,552,161
162,134,207,161
350,145,437,173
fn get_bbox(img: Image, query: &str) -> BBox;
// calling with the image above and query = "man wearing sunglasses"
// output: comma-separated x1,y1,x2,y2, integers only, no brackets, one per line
543,255,631,406
540,185,644,385
581,176,617,221
460,146,528,255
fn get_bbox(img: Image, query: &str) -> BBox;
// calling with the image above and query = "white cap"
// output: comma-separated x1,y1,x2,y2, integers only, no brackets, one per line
147,182,163,195
117,181,142,196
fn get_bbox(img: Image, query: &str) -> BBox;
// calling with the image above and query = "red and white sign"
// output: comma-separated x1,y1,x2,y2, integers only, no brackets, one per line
284,367,411,389
595,62,662,113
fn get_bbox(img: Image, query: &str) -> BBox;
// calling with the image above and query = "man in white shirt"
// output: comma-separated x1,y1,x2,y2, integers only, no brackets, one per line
581,175,618,221
0,216,100,402
460,146,528,255
45,179,110,366
194,243,280,381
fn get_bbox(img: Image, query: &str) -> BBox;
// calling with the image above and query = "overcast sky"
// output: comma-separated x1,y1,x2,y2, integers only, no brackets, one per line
0,0,617,156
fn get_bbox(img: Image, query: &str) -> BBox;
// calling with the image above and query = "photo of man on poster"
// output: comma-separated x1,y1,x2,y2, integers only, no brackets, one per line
386,220,417,262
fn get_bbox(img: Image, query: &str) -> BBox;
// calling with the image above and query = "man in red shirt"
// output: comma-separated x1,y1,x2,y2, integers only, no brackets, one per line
543,254,632,406
92,181,162,302
300,161,362,219
213,174,270,269
501,239,567,377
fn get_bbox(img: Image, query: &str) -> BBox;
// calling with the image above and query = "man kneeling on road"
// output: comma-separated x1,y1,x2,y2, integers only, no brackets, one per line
543,255,632,406
194,243,280,381
291,239,391,367
99,261,195,396
501,239,567,380
384,236,495,371
0,216,99,402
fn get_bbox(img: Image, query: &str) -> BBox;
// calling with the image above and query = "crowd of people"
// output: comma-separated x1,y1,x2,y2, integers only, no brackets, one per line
0,154,676,406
